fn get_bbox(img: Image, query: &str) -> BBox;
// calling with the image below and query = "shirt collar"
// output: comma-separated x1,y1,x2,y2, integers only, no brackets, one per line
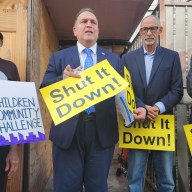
77,41,97,54
143,46,156,56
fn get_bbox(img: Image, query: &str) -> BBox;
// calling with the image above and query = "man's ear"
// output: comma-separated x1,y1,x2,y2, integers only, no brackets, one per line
158,26,163,35
73,26,77,37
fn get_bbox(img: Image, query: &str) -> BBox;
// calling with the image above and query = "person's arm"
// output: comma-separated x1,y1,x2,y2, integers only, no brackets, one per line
133,107,147,122
145,105,159,122
159,52,183,111
116,61,147,125
40,54,82,88
116,92,146,126
5,145,19,178
5,62,20,178
40,54,64,88
134,96,147,122
12,63,20,81
146,52,183,119
187,55,192,98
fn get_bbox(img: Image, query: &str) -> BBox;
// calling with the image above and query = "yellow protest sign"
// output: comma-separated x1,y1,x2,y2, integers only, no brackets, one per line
119,115,175,151
124,67,136,113
183,124,192,155
40,59,128,125
116,67,136,127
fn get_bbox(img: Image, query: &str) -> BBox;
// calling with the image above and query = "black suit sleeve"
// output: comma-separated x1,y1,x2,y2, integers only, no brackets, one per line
187,55,192,98
40,53,63,88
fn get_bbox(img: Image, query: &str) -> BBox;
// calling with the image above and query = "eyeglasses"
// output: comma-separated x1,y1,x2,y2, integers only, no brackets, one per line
140,26,160,34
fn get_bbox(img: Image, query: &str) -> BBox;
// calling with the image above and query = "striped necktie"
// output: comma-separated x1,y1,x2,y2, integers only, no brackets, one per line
84,48,95,114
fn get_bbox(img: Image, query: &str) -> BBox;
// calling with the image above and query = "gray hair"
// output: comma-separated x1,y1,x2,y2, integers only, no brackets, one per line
141,15,161,26
74,8,97,25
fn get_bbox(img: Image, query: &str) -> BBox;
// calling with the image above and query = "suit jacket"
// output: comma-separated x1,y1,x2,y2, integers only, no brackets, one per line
122,46,183,114
41,45,145,149
187,55,192,97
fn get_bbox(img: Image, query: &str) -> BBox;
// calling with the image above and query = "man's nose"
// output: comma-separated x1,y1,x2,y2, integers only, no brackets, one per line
86,21,92,26
146,29,152,35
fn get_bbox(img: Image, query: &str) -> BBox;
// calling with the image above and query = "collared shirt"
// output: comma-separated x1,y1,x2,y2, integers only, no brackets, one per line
144,48,155,85
77,41,97,70
143,47,165,114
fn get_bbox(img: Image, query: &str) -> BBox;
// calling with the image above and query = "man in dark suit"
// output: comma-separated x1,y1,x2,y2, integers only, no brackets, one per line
122,15,183,192
40,8,146,192
186,55,192,192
